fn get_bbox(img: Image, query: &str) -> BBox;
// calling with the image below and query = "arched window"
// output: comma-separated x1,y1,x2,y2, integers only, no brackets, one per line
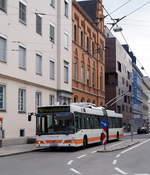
74,96,78,102
87,99,91,103
81,97,85,102
93,100,96,104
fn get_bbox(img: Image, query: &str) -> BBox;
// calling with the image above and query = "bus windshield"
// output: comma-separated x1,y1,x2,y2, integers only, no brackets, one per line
36,112,75,135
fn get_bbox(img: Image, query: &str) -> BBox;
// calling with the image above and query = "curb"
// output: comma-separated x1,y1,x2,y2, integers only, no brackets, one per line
0,148,45,157
97,141,140,153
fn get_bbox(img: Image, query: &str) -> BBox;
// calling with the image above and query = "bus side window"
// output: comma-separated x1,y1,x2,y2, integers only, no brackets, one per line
86,116,90,129
108,117,112,128
81,114,85,129
84,115,87,129
90,116,94,129
112,117,116,128
95,116,99,128
75,116,79,129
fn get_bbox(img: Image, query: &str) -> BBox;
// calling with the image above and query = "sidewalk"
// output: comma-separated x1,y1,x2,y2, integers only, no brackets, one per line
0,144,42,157
97,139,140,152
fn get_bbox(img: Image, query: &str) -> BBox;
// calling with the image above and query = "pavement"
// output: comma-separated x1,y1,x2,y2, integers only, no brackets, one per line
0,137,141,157
0,143,42,157
97,139,140,152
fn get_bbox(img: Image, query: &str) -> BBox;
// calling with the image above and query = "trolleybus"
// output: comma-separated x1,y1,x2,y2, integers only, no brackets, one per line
28,103,124,148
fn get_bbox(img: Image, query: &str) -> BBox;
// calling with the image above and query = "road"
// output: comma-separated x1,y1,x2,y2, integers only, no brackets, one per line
0,134,150,175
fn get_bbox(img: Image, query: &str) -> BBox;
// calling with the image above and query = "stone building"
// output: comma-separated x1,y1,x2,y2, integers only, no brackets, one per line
72,0,105,106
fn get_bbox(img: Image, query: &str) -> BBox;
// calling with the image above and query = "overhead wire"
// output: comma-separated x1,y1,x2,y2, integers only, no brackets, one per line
102,0,150,76
105,0,132,17
124,0,150,18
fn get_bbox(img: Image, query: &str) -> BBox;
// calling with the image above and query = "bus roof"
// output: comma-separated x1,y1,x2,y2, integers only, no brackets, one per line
38,103,122,118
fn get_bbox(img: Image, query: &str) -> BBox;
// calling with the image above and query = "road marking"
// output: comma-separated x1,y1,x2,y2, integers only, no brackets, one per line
91,150,97,154
121,139,150,154
67,160,74,165
134,174,150,175
116,154,121,158
115,167,128,175
77,154,87,159
70,168,81,174
113,159,117,165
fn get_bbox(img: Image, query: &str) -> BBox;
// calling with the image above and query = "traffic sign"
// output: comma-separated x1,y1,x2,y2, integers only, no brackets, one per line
100,120,109,128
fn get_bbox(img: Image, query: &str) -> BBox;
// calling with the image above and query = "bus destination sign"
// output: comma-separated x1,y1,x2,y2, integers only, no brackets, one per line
38,106,70,113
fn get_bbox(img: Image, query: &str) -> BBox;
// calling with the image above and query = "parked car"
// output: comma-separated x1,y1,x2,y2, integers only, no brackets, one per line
137,127,148,134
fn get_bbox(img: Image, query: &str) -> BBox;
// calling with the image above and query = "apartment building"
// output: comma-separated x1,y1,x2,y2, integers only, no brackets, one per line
72,0,105,106
105,31,132,129
0,0,72,141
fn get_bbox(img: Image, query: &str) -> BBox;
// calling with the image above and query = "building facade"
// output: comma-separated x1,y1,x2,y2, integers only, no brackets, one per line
72,0,105,106
105,36,132,129
0,0,72,140
142,77,150,130
123,45,144,131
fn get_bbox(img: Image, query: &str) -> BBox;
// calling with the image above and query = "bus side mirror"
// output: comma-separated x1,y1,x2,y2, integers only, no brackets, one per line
28,113,33,121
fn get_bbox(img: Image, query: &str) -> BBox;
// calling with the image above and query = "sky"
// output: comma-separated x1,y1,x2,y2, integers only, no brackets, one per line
78,0,150,77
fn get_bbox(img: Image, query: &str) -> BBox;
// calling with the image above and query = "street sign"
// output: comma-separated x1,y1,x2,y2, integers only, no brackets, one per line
100,120,109,128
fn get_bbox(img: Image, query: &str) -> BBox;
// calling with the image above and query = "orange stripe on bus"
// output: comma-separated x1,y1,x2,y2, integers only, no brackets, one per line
36,133,124,145
88,137,100,143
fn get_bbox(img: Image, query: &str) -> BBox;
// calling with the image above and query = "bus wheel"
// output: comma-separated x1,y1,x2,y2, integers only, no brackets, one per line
117,132,119,140
83,136,88,148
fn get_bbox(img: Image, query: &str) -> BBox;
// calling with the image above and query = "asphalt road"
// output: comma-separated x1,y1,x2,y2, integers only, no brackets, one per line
0,133,150,175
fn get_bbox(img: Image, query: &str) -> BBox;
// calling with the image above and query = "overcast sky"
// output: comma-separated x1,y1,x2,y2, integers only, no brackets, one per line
78,0,150,76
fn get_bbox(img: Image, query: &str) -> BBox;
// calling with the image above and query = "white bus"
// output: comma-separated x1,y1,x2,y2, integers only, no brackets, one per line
29,103,124,148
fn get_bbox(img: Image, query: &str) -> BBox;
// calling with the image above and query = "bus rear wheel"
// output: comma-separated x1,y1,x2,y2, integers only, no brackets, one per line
83,136,88,148
117,132,119,140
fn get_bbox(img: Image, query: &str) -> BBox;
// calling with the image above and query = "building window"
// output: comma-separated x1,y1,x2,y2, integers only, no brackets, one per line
87,68,90,86
80,31,84,48
19,46,26,70
64,61,69,83
64,0,69,17
92,68,95,88
74,96,78,102
35,92,42,110
18,89,26,112
74,25,77,42
81,64,84,83
92,41,95,56
0,0,7,12
64,33,69,49
73,61,77,80
50,60,55,80
49,95,55,105
50,0,55,8
127,71,130,80
117,61,121,72
19,1,26,24
124,95,127,103
36,14,42,35
0,85,6,110
87,36,90,53
36,54,42,75
0,36,6,62
117,105,121,113
50,24,55,43
20,129,25,137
